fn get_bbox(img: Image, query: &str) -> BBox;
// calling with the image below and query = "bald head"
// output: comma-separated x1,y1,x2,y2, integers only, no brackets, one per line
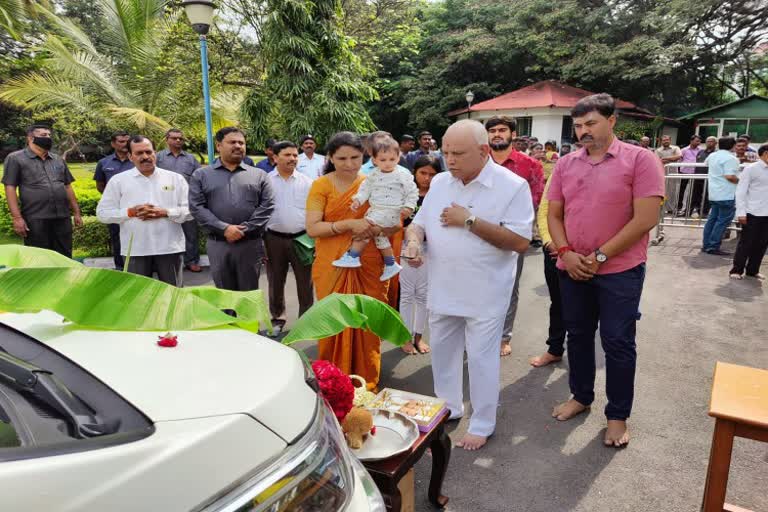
442,120,491,183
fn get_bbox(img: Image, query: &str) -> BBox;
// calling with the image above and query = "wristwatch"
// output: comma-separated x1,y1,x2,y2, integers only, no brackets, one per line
464,215,477,230
595,248,608,263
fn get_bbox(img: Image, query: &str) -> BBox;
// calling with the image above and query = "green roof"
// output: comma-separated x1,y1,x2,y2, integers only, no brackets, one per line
679,95,768,121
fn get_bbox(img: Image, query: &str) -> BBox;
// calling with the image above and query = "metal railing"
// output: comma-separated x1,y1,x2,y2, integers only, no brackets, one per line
651,163,741,246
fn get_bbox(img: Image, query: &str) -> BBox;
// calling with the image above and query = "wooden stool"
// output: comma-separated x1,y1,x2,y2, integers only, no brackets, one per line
702,362,768,512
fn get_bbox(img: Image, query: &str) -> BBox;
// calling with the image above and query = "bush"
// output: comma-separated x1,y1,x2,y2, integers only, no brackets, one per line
72,216,111,258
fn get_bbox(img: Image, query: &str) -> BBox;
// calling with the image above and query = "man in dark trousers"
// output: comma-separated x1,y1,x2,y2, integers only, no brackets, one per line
189,127,275,291
94,130,133,269
3,124,82,257
547,94,664,448
264,141,314,336
156,128,203,272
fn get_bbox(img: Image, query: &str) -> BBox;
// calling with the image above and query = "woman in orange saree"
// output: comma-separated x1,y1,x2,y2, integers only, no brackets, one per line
305,132,400,390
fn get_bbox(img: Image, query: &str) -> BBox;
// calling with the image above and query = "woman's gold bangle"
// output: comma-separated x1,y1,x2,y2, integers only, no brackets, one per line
330,222,339,234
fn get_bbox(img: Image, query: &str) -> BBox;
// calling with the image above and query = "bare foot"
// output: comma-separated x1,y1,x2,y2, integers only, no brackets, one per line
552,399,589,421
456,433,487,451
415,339,431,354
529,352,563,367
500,340,512,357
401,341,417,355
604,420,630,447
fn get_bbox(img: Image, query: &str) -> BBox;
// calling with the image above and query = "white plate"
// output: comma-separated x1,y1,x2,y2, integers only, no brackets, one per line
351,409,420,461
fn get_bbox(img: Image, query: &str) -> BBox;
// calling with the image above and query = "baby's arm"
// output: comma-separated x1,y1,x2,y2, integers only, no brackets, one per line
352,177,373,210
402,171,419,211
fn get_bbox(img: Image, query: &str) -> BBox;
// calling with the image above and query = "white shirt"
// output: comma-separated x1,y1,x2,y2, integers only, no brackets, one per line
413,158,534,318
266,170,313,234
96,167,191,256
297,152,325,180
736,159,768,217
354,167,419,210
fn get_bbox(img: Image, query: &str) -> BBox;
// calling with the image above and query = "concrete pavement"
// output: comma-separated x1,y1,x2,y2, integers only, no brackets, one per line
93,227,767,511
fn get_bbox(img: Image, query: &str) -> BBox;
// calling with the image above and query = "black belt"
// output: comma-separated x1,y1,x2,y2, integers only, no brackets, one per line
208,232,262,242
267,229,306,239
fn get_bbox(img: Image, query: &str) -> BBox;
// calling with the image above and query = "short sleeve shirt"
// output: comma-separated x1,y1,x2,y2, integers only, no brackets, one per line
705,150,740,201
547,138,665,275
413,158,534,318
155,149,201,182
495,149,545,206
2,148,75,220
94,153,134,184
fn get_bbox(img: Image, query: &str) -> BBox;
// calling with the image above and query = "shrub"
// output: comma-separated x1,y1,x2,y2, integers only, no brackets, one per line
72,216,111,258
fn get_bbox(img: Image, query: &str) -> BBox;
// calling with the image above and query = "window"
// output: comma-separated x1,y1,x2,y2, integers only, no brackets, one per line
561,116,574,143
748,119,768,143
515,117,532,136
697,124,719,139
723,119,748,138
0,405,21,448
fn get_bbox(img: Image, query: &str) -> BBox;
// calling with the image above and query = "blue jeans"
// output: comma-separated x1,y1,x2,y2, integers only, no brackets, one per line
702,200,735,251
559,264,646,421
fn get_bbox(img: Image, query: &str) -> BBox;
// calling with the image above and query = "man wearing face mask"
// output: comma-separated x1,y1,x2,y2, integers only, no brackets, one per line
2,124,82,257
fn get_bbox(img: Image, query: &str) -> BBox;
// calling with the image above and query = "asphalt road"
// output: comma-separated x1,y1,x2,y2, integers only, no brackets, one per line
148,226,768,512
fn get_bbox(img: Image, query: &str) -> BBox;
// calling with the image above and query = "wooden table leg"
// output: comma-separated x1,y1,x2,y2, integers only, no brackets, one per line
428,425,451,508
382,478,402,512
702,419,735,512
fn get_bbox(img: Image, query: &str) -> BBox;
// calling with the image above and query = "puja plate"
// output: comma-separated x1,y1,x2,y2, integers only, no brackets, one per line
351,409,420,462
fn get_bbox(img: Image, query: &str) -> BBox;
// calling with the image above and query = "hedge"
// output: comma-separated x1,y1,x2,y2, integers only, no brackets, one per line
1,180,208,258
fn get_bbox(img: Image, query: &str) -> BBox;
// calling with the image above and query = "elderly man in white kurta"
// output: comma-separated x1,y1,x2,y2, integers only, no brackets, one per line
404,120,533,450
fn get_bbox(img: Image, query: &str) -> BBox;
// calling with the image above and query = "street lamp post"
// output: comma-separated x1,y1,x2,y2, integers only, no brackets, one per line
465,90,474,118
182,0,216,165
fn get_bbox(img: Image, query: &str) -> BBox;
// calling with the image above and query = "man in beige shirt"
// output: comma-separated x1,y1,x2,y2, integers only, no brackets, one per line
655,135,682,164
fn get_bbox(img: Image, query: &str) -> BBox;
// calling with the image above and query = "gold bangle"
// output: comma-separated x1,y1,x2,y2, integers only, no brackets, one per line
330,222,339,234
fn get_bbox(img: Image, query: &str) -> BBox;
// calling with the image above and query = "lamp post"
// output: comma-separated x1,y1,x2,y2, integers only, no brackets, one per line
182,0,216,165
465,90,474,118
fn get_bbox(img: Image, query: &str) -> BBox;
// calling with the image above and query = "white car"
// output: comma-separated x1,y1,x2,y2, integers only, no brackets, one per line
0,311,385,511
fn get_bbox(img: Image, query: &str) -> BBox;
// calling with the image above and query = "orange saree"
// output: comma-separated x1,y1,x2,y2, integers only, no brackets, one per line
307,175,390,390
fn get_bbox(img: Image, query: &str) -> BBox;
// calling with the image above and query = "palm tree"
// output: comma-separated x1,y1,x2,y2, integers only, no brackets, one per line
0,0,238,135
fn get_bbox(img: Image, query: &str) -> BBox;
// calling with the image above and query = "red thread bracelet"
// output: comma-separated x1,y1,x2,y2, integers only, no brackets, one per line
557,245,573,257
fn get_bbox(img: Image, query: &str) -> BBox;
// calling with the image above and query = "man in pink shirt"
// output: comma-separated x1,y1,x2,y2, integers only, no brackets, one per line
547,94,664,448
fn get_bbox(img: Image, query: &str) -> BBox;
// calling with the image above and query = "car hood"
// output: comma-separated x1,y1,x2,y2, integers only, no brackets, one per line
0,312,318,443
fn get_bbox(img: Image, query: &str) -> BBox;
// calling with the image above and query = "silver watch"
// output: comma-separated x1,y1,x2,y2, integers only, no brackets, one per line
464,215,477,230
595,248,608,263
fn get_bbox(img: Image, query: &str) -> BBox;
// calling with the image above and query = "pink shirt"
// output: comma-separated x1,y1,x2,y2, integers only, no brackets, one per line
547,137,665,275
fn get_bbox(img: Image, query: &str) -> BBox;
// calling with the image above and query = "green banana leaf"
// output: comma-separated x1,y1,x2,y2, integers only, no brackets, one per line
282,293,410,346
0,267,251,331
186,286,271,333
0,245,80,268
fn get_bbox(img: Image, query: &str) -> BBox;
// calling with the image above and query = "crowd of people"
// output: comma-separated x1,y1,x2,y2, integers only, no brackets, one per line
3,91,766,453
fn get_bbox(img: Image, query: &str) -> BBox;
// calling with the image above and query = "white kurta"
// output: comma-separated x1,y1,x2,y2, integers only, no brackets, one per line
412,157,533,436
266,171,313,234
96,167,191,256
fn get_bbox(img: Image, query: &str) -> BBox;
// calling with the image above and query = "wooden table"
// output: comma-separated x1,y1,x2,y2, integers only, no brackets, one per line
363,411,451,511
701,362,768,512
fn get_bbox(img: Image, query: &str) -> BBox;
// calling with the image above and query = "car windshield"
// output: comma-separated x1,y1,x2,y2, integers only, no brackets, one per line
0,405,21,448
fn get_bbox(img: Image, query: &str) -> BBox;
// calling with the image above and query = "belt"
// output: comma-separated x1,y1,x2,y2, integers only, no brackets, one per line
208,232,262,242
267,229,306,239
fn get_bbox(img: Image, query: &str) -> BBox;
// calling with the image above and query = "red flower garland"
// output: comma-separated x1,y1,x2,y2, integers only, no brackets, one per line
311,360,354,422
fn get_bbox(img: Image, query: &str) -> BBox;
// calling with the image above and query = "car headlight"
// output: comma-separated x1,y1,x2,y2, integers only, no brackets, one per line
197,398,355,512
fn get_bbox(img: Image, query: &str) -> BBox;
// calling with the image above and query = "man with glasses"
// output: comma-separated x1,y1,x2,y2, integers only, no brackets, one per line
156,128,203,272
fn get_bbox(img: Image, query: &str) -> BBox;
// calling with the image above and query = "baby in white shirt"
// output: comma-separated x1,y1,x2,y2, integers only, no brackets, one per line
333,136,418,281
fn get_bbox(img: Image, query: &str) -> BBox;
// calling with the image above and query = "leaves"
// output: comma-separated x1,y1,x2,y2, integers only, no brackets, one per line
0,246,270,333
282,293,410,346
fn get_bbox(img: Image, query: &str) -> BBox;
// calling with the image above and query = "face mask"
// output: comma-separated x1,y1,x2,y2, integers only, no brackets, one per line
33,137,53,151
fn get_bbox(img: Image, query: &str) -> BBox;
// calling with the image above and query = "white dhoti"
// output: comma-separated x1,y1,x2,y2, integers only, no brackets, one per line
428,312,506,437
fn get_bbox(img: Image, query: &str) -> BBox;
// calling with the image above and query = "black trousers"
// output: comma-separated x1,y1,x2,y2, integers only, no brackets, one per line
543,250,566,356
127,253,183,286
108,224,124,269
24,217,72,258
730,214,768,276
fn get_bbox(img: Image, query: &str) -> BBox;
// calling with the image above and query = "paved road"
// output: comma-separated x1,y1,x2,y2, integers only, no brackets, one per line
136,227,768,512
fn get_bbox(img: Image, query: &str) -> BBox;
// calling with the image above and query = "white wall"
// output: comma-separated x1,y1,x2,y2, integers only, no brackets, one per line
532,115,564,145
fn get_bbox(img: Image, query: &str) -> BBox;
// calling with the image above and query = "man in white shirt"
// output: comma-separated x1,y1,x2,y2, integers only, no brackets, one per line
730,144,768,280
265,141,315,334
404,120,534,451
296,135,325,180
96,136,190,286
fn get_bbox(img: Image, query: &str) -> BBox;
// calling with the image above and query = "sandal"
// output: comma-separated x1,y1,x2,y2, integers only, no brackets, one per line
401,341,417,355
